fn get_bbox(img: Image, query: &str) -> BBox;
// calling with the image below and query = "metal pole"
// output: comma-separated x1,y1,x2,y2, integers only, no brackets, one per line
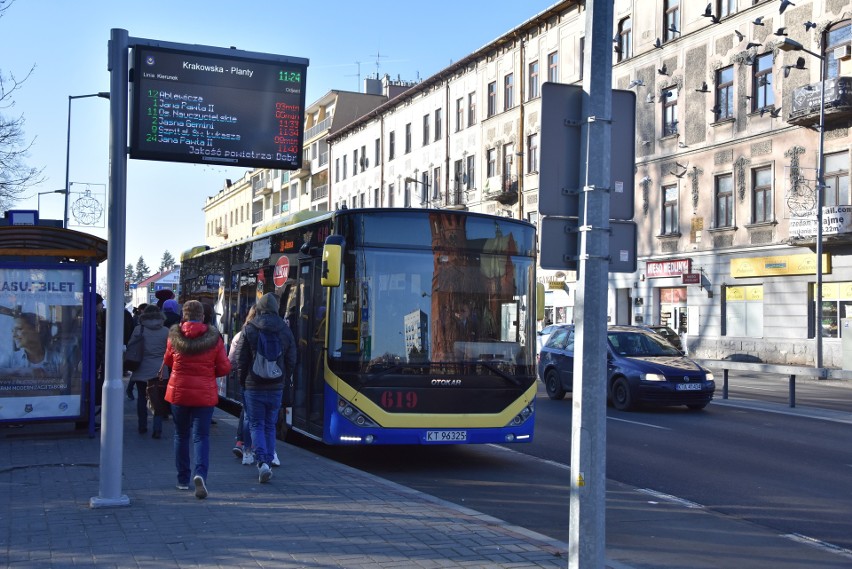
63,96,72,229
569,1,612,567
90,28,130,508
815,54,826,369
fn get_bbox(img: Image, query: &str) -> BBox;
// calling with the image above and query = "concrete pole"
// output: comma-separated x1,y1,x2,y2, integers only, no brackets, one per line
569,1,613,567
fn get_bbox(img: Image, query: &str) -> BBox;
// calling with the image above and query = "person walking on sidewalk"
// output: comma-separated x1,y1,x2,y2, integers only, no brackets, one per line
228,305,256,465
125,305,170,437
163,300,231,499
235,293,295,483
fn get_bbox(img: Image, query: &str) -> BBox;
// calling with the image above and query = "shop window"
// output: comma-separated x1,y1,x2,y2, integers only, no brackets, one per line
724,285,763,337
810,282,852,339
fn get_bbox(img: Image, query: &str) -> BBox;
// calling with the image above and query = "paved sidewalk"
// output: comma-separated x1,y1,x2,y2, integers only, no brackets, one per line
1,401,572,569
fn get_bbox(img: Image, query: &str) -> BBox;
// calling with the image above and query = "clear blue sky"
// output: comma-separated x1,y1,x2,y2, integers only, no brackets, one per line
1,0,556,282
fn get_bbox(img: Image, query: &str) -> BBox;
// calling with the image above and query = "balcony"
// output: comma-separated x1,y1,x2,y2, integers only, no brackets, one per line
788,76,852,126
305,116,332,141
447,183,467,209
312,183,328,202
483,175,519,205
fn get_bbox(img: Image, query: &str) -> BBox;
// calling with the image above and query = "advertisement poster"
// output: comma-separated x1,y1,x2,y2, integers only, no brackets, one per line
0,267,85,420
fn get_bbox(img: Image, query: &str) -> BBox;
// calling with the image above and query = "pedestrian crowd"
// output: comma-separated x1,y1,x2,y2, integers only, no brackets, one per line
116,289,296,499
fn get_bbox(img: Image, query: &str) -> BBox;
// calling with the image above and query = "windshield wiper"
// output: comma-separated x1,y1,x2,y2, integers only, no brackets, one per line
477,361,522,386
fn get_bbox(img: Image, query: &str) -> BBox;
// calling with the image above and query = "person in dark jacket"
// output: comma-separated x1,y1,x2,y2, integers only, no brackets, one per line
162,299,181,329
163,300,231,499
125,305,170,437
235,293,296,483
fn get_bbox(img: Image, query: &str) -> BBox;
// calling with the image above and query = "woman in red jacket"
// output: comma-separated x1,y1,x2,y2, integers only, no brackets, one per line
163,300,231,499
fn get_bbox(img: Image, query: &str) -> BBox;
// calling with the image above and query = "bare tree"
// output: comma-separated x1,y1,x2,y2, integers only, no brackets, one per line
0,0,45,212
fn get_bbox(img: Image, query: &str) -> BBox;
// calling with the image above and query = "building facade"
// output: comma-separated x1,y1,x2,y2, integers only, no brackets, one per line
202,0,851,366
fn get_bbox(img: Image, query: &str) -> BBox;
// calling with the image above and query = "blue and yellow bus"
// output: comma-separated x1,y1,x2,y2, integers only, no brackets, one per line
180,207,539,445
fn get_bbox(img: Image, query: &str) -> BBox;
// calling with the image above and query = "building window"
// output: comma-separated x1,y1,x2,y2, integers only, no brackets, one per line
548,51,558,83
453,159,464,205
662,87,678,136
528,61,539,99
718,0,735,18
487,82,497,117
466,155,475,189
502,143,514,180
825,21,851,79
388,183,394,207
421,171,429,205
487,148,497,178
342,155,348,179
716,66,734,119
527,133,539,174
433,166,441,201
405,123,411,154
504,73,514,111
752,166,772,223
374,187,380,207
662,185,679,234
455,98,463,132
422,114,430,146
468,92,476,126
434,108,443,141
724,285,763,338
753,53,774,111
335,158,340,182
353,149,359,175
404,180,411,208
389,131,395,160
824,151,850,207
374,138,380,166
617,17,632,61
715,174,734,228
578,37,585,81
664,0,680,42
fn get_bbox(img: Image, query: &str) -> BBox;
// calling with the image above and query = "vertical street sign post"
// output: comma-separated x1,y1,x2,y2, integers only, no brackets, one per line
537,1,635,566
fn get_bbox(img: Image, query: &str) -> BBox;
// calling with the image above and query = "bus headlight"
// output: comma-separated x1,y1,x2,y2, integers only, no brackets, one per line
337,397,377,428
506,403,534,427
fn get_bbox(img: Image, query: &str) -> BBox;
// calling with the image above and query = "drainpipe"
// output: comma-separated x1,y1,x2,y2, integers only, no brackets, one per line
445,81,451,207
517,34,525,220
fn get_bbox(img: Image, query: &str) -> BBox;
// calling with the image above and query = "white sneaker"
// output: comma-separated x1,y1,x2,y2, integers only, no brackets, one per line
242,449,255,465
271,451,280,467
193,475,208,499
258,463,272,483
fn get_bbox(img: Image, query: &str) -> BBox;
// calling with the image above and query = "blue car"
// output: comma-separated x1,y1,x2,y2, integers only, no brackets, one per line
538,325,715,411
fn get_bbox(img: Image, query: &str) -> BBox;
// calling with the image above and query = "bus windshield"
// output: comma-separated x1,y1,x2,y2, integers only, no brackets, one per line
328,246,535,377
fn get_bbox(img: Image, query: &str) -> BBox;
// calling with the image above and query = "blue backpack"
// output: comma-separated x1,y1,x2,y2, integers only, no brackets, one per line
251,326,283,381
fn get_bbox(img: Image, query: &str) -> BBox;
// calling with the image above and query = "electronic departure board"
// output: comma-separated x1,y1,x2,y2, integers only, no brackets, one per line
130,44,308,169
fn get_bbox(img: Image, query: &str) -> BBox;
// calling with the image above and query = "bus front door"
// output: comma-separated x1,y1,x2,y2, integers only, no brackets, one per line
292,257,327,439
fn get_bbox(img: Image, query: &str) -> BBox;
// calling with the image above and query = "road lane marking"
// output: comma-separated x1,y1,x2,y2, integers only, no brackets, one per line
637,488,703,509
607,416,671,430
784,533,852,560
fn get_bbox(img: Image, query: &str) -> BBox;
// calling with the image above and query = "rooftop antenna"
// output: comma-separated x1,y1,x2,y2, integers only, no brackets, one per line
373,50,388,77
345,61,361,91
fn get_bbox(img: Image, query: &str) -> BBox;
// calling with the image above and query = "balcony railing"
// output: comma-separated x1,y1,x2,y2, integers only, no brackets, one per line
312,183,328,202
305,116,332,140
252,210,264,224
788,76,852,126
448,182,467,207
483,176,519,205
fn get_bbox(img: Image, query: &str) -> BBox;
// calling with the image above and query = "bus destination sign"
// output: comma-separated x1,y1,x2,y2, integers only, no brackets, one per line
130,44,308,169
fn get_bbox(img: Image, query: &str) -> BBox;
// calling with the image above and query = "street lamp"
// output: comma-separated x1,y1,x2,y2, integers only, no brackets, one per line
777,37,826,368
404,176,432,207
64,92,110,229
37,189,68,218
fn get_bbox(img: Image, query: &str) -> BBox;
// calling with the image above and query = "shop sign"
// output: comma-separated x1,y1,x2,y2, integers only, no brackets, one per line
646,258,691,278
731,253,830,277
682,273,700,284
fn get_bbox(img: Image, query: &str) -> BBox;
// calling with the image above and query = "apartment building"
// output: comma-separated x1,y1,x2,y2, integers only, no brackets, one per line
203,0,850,365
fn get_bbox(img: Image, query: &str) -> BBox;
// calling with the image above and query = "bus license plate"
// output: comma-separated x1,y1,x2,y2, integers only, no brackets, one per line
426,430,467,442
676,383,703,391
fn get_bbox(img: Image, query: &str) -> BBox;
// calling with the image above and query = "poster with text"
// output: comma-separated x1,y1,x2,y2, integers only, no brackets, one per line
0,268,85,420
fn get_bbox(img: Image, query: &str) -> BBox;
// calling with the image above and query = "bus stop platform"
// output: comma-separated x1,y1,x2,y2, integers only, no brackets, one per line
2,396,850,569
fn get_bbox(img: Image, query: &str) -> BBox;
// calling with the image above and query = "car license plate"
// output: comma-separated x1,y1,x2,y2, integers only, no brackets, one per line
676,383,703,391
426,430,467,442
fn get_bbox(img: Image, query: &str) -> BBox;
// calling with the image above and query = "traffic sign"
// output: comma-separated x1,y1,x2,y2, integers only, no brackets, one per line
539,218,637,273
273,255,290,287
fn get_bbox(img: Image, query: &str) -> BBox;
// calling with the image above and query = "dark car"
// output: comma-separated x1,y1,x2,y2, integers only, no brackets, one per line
644,325,683,351
537,325,715,411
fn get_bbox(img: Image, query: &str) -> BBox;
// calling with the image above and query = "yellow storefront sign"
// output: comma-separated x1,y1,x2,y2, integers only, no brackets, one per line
725,285,763,301
730,253,830,277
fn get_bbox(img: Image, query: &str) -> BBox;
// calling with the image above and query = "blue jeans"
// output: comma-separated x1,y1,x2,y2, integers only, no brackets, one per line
171,404,215,485
236,386,252,449
243,389,282,467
